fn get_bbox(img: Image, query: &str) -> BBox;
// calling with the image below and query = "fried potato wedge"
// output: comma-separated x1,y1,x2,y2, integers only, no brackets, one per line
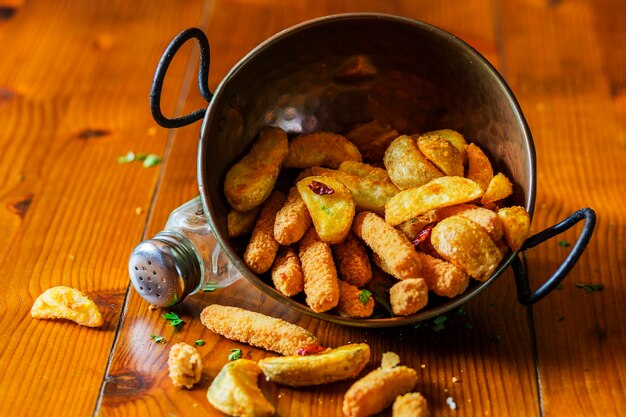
345,120,398,162
481,172,513,204
467,143,493,191
384,135,443,189
259,343,370,387
416,134,464,177
497,206,531,252
311,166,398,215
227,208,260,238
207,359,275,417
385,176,483,226
339,160,396,184
224,126,288,211
425,129,468,164
284,132,361,169
435,204,504,242
31,286,103,327
297,176,355,244
431,216,503,281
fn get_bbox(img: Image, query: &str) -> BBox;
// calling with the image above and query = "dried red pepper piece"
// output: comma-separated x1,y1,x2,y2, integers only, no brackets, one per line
412,223,434,248
296,345,326,356
308,180,335,195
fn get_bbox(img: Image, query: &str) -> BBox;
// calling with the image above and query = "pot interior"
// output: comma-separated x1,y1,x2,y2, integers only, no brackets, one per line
198,14,535,327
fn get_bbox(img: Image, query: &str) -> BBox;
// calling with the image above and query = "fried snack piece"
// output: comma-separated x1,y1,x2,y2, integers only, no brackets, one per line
416,134,464,177
228,208,260,238
385,176,483,226
298,227,340,312
381,352,401,370
297,176,355,244
426,129,468,164
284,131,362,169
224,126,288,211
339,161,394,183
393,392,429,417
395,210,439,241
384,135,442,190
259,343,370,387
435,204,504,242
389,278,429,316
311,166,398,215
207,359,275,417
30,286,103,327
353,212,421,280
343,360,417,417
274,186,312,245
168,343,202,389
431,216,503,281
244,191,286,274
416,252,469,298
333,232,372,287
271,246,304,297
200,304,318,356
345,120,399,162
337,281,375,318
481,172,513,204
497,206,531,252
466,143,493,191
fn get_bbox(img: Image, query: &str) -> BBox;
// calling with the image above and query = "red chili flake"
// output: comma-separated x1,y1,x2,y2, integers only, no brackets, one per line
412,223,434,248
308,180,335,195
296,345,326,356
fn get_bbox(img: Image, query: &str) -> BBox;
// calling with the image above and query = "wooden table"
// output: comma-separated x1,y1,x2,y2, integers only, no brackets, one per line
1,1,624,416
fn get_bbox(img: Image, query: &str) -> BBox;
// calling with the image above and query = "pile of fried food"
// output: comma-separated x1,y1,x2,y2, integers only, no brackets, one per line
225,120,530,317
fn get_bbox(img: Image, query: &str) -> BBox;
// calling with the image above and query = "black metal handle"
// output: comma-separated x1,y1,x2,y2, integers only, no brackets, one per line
512,207,596,305
150,27,212,128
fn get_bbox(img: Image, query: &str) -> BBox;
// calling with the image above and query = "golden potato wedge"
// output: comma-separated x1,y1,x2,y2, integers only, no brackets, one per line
227,208,260,238
258,343,370,387
385,176,483,226
207,359,275,417
424,129,468,164
384,135,443,189
284,131,361,169
31,286,103,327
339,160,396,186
481,172,514,204
311,166,398,215
497,206,531,252
297,176,355,244
431,216,503,281
416,134,464,177
224,126,288,211
345,120,398,162
467,143,493,191
435,204,504,242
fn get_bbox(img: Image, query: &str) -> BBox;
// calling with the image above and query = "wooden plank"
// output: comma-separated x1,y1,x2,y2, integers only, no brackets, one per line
0,1,207,416
497,0,626,415
100,1,541,416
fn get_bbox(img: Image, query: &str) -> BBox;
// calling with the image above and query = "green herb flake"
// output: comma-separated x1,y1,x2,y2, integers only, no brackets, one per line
228,348,242,361
464,322,473,330
117,151,136,164
486,331,501,343
558,240,572,247
195,340,205,346
135,153,149,161
432,323,446,332
413,321,422,330
372,285,393,317
558,316,565,322
142,154,162,168
321,205,330,214
202,282,218,292
433,315,447,325
359,289,372,304
162,312,184,327
455,308,467,317
575,283,604,293
150,334,165,343
555,283,564,290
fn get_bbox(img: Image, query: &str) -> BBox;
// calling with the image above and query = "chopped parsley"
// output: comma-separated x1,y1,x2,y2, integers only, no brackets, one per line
455,308,467,317
575,283,604,293
432,315,447,332
195,340,205,346
142,154,162,168
202,282,218,292
150,334,165,343
118,151,136,164
117,151,162,167
321,205,330,214
486,331,501,343
228,348,242,361
413,321,422,330
372,284,393,317
162,312,184,327
555,283,564,290
359,289,372,304
464,322,473,330
558,240,572,247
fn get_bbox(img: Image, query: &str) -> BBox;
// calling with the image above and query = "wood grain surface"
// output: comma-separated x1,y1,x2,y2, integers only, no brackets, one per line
0,0,623,416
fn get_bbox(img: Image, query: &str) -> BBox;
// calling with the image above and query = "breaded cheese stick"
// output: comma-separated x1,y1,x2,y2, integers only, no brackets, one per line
244,190,286,274
271,246,304,297
389,278,428,316
393,392,429,417
416,251,469,298
353,212,421,280
200,304,319,356
298,227,339,313
274,186,312,245
337,280,375,318
333,232,372,287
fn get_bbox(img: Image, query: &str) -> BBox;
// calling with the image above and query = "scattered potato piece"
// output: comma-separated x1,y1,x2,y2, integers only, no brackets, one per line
207,359,275,417
244,191,286,274
333,232,372,287
284,131,361,169
393,392,429,417
168,343,202,389
481,172,514,204
497,206,531,252
30,286,103,327
466,143,493,191
224,126,288,211
271,246,304,297
227,208,260,238
385,176,483,226
299,228,340,313
431,216,503,281
337,281,375,318
416,134,464,177
389,278,429,316
384,135,443,190
259,343,370,387
381,352,401,370
345,120,398,162
274,186,312,245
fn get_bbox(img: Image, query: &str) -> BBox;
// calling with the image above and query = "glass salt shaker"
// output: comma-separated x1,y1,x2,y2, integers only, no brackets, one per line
128,196,242,307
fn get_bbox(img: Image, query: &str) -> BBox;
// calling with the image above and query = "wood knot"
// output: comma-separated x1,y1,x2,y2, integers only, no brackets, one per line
8,194,33,218
78,129,110,140
0,87,16,103
0,7,17,20
102,372,153,401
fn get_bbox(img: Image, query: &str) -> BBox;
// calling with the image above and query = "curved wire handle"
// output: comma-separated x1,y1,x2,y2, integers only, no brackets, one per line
513,207,596,305
150,28,213,128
